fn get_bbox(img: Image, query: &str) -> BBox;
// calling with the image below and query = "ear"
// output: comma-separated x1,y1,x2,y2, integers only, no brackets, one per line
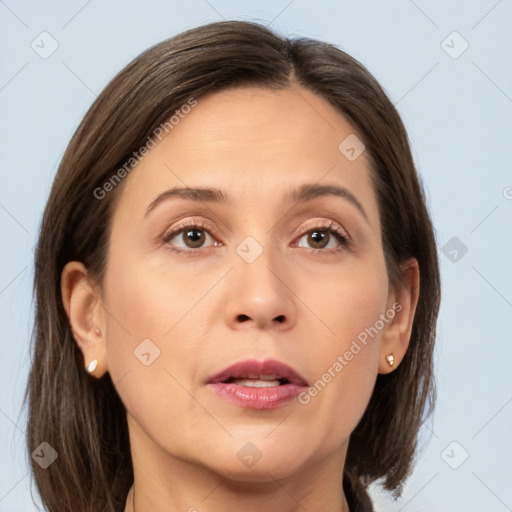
378,258,420,374
61,261,107,378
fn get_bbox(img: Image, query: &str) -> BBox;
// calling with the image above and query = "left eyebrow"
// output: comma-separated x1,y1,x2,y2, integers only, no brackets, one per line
289,183,369,223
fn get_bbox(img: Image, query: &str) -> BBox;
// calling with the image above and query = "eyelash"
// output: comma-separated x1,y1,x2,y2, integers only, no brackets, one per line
162,218,350,256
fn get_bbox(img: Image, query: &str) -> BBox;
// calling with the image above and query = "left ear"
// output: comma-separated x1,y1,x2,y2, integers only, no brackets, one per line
378,257,420,374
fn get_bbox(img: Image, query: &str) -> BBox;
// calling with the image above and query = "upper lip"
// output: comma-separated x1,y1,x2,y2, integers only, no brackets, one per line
207,358,309,386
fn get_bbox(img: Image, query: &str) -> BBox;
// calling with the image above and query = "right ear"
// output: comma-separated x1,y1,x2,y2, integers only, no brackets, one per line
61,261,107,378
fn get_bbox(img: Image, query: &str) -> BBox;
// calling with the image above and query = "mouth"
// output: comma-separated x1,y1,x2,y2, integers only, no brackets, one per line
206,358,309,410
221,375,290,387
207,358,309,387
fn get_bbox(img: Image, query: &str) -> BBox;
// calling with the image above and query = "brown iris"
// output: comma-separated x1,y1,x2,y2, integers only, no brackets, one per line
183,229,206,248
308,230,329,249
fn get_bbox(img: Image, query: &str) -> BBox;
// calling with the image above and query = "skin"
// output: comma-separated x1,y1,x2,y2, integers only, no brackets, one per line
62,85,419,512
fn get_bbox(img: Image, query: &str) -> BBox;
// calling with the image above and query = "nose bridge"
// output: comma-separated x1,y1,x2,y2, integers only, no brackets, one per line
239,240,279,293
234,233,284,300
224,233,296,330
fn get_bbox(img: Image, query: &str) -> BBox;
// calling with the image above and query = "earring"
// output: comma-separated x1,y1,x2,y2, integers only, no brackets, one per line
87,359,98,373
94,328,102,335
386,354,395,367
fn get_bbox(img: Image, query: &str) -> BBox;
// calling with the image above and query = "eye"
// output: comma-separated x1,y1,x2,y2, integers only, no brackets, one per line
295,221,350,252
162,220,220,252
162,218,350,255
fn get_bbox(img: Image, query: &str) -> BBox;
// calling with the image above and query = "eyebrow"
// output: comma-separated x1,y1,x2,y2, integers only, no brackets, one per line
145,183,369,222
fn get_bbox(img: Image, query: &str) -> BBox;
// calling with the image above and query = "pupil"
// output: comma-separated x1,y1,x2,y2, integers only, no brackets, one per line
185,229,205,248
309,230,328,248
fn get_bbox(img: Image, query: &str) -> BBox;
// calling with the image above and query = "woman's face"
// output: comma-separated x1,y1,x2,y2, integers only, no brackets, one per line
101,86,398,480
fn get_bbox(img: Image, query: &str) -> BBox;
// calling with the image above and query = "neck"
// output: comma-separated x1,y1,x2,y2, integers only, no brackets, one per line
125,483,350,512
123,448,351,512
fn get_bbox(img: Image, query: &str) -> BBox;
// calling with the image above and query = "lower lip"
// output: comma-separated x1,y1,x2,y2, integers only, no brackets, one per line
208,382,306,410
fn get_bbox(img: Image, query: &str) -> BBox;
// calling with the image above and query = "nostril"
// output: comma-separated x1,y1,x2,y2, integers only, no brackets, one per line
235,314,285,323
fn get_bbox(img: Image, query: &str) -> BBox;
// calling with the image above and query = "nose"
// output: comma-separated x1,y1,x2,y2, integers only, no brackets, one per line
223,245,297,332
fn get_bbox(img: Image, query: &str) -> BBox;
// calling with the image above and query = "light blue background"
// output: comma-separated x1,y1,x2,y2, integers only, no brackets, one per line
1,1,511,510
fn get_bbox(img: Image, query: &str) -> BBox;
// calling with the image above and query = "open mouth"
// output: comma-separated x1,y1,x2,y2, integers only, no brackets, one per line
208,358,309,387
207,359,309,410
222,375,290,387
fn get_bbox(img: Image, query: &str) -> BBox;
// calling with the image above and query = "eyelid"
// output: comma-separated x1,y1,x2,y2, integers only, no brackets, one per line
162,217,220,244
294,218,350,241
290,218,352,253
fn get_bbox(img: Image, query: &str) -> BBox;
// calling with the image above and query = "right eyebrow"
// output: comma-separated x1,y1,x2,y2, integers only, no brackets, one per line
145,187,229,216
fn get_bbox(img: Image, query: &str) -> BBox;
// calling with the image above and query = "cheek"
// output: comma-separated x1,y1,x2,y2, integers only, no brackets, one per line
101,253,194,390
295,259,387,444
100,257,209,450
311,255,389,348
103,253,205,346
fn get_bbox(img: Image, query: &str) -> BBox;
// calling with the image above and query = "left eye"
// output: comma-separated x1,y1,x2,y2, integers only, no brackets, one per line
296,228,347,250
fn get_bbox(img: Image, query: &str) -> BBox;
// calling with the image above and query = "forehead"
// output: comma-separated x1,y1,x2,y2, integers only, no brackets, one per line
113,86,379,225
159,86,360,161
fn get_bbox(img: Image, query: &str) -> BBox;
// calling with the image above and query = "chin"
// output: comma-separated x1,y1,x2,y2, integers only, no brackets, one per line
214,461,304,485
200,443,311,483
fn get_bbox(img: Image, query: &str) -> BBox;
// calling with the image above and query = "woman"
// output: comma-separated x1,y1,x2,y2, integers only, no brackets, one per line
25,20,440,512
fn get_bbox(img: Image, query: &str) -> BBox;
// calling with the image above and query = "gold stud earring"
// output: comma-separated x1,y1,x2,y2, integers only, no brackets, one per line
386,354,395,367
87,359,98,373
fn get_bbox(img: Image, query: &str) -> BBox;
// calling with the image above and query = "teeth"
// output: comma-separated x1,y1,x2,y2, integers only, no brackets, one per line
257,374,279,381
230,378,281,388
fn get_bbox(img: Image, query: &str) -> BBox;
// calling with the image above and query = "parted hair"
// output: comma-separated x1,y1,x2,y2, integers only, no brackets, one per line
25,20,440,511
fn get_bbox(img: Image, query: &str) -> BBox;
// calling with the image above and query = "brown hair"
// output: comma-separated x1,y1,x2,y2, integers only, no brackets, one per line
25,20,440,511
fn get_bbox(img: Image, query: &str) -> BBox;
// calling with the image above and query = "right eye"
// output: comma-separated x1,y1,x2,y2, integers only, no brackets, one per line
162,219,222,254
